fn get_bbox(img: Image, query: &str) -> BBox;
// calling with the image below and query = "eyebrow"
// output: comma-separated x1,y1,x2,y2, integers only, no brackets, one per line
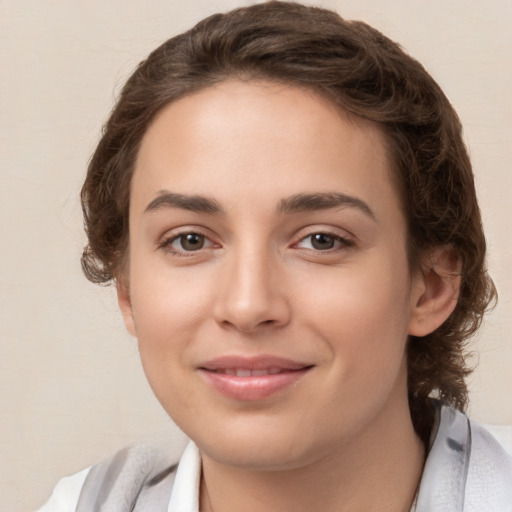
144,190,375,220
145,191,224,214
277,192,375,219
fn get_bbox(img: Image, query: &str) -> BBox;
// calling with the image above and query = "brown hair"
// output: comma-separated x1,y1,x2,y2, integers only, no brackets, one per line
81,1,496,437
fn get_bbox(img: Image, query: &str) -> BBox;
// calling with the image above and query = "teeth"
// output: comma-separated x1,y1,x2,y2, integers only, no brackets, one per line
216,368,284,376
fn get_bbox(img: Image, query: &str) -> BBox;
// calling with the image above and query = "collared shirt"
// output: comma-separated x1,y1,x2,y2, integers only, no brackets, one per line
37,404,512,512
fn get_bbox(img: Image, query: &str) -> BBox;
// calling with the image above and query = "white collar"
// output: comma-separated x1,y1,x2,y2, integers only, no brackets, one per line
168,441,202,512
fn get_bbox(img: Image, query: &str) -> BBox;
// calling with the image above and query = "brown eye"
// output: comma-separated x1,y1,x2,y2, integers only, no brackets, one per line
295,232,352,252
310,233,336,250
175,233,205,251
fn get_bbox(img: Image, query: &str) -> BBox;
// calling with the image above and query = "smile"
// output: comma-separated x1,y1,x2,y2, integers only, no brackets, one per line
198,356,313,401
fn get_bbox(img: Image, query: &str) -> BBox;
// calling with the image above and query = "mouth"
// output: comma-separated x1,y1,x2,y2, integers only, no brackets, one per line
206,367,300,377
198,355,314,401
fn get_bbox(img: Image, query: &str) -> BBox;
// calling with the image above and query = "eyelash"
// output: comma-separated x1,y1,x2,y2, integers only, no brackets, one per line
158,230,216,257
158,229,354,258
294,232,354,252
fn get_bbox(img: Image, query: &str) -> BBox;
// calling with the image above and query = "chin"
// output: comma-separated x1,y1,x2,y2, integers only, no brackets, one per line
202,439,318,472
184,413,329,471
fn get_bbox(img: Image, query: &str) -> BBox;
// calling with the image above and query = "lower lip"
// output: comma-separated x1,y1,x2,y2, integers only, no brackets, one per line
199,368,311,401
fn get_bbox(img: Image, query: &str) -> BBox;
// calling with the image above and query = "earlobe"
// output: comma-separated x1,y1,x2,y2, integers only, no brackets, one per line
116,277,137,337
408,246,461,337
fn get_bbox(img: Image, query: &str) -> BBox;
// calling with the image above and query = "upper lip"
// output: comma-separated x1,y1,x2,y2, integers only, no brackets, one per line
199,355,312,372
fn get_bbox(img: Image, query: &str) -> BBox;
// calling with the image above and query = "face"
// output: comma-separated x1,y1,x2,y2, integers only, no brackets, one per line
119,80,426,471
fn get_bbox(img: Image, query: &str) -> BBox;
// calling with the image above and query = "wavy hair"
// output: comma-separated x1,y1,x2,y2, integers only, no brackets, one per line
81,1,496,438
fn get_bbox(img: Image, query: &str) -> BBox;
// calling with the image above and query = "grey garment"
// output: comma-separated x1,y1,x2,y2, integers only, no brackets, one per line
75,402,512,511
76,440,180,512
416,403,512,512
416,402,512,512
415,403,471,511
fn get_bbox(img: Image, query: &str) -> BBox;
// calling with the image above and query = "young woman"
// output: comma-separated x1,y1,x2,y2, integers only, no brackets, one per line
38,2,512,511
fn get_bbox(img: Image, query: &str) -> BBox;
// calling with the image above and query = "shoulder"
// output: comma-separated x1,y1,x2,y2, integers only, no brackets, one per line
35,467,91,512
465,418,512,511
417,402,512,511
35,438,188,512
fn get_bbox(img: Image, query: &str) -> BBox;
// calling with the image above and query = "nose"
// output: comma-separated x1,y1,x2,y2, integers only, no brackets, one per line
213,247,291,334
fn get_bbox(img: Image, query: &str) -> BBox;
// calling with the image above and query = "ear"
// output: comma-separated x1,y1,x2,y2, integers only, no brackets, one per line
408,246,461,337
116,277,137,337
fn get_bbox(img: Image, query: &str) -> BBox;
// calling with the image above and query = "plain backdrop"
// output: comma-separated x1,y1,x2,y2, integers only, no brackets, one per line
1,1,511,510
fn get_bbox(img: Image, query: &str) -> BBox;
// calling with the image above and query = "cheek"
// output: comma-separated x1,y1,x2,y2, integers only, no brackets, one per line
131,261,210,324
128,268,211,418
302,261,410,335
128,262,216,374
297,256,412,379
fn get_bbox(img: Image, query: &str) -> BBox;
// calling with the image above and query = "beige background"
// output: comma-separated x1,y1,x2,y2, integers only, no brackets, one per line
1,1,511,510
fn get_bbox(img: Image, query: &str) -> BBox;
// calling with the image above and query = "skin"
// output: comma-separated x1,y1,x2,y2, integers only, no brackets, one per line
117,80,459,512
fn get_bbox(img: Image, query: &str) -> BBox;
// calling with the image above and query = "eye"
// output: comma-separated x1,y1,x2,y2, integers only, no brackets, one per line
174,233,206,251
161,232,215,254
296,232,351,251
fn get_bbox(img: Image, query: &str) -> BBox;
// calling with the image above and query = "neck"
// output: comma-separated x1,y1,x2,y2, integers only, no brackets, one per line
200,398,425,512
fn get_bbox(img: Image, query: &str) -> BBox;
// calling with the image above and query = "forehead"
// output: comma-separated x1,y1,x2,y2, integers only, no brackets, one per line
132,80,400,220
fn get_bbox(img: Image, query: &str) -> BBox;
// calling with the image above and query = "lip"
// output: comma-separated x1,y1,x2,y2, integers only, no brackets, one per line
198,355,313,401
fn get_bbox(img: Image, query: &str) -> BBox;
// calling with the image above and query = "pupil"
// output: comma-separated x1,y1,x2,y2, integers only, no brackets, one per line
311,233,334,250
181,233,204,251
